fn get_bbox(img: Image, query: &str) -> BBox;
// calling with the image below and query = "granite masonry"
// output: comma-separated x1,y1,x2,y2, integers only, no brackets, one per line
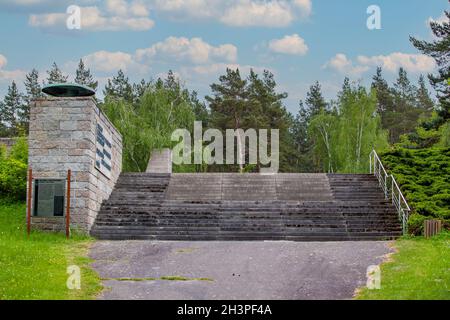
28,97,122,233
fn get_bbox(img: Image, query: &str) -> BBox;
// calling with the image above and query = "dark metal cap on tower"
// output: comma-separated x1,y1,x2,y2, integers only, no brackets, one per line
42,83,95,97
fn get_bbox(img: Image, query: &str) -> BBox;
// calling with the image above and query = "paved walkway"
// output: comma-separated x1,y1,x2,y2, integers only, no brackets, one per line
89,241,391,300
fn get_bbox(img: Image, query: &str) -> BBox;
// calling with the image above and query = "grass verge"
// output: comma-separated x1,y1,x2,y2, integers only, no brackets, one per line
357,232,450,300
0,201,102,300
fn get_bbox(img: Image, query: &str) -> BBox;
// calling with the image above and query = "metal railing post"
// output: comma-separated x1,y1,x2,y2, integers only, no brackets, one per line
369,150,411,235
66,169,71,239
27,168,32,237
391,178,394,205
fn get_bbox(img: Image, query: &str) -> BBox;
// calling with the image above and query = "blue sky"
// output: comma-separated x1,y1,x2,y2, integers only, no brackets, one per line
0,0,447,114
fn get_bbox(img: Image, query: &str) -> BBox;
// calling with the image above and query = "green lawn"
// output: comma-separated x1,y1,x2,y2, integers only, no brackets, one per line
0,201,102,300
357,232,450,300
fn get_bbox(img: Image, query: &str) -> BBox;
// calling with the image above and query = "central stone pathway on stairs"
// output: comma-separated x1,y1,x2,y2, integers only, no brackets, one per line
90,240,392,300
166,173,334,201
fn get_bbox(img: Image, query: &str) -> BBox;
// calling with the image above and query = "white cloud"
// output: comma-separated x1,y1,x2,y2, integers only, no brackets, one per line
293,0,312,17
221,0,294,27
21,0,312,30
2,0,96,9
29,12,66,27
151,0,217,19
82,50,147,73
184,63,242,75
0,54,7,69
104,0,148,17
324,52,436,76
180,63,271,80
106,0,129,16
323,53,369,76
357,53,436,73
136,37,237,65
6,0,49,5
70,36,237,79
269,34,308,55
0,54,27,84
130,0,149,17
29,2,154,31
152,0,312,27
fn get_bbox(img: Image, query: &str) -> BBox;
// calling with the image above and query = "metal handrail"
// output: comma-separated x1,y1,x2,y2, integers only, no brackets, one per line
370,150,411,234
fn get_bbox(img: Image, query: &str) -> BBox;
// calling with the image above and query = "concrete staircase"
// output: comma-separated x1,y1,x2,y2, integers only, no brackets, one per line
91,173,402,241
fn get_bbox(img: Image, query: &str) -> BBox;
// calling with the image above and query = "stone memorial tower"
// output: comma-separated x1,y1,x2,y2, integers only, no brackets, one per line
28,94,122,233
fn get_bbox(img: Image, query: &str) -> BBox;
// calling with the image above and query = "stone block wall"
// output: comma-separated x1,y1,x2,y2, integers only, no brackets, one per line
28,97,122,233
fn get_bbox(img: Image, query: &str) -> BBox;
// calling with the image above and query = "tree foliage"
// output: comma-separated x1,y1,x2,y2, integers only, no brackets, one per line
381,147,450,234
0,137,28,201
410,10,449,121
103,69,134,103
371,67,435,144
75,59,98,90
0,81,25,137
309,82,388,173
292,81,329,172
46,62,68,84
206,68,294,172
102,76,196,172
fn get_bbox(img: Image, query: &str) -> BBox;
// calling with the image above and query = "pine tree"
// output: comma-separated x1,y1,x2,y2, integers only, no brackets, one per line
189,90,209,125
24,69,42,103
1,81,24,135
164,70,181,92
371,67,394,116
416,75,435,112
0,101,7,137
21,69,43,132
292,101,314,172
246,69,294,172
292,81,328,172
163,70,191,106
304,81,328,117
206,68,248,172
394,68,416,102
207,68,248,130
103,69,134,102
386,68,423,143
132,79,150,104
410,10,449,121
46,62,68,84
75,59,98,90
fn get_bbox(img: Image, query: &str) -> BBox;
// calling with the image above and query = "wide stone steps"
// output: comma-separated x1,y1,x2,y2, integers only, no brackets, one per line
91,231,401,241
92,222,400,231
92,221,400,228
91,173,403,241
92,228,401,237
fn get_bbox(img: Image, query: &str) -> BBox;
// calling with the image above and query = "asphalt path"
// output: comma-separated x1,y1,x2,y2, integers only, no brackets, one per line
90,240,391,300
